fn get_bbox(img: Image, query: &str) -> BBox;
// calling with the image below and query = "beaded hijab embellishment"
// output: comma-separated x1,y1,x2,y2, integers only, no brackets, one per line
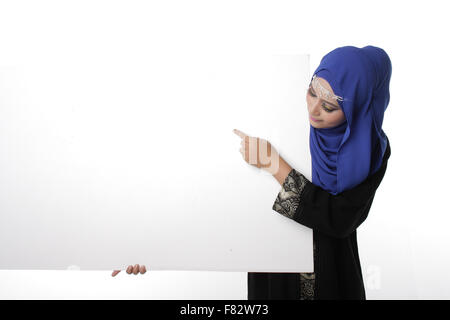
311,74,344,103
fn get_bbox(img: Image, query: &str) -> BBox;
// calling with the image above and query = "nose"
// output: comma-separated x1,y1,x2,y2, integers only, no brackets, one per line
310,100,322,116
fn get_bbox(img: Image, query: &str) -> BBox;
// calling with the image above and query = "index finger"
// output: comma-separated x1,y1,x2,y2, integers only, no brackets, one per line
233,129,248,139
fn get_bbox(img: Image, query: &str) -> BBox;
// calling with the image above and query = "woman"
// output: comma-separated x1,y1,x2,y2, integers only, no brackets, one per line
241,45,393,300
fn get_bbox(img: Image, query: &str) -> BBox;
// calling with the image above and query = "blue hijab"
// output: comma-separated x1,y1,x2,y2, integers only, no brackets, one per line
310,45,392,195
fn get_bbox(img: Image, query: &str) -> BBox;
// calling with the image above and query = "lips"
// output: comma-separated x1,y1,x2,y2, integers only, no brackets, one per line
310,115,321,122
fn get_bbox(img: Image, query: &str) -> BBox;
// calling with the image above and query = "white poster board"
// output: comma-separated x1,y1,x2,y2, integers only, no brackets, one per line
0,4,313,272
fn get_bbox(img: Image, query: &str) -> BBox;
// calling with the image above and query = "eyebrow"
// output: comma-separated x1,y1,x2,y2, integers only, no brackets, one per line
309,85,340,109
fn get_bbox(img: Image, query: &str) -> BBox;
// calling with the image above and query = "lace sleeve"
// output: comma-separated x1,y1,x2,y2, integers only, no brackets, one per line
272,169,309,220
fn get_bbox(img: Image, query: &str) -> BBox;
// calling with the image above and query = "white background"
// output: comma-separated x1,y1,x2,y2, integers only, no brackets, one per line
1,0,449,299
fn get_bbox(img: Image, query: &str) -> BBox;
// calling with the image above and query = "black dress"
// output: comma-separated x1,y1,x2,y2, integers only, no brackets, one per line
248,137,391,300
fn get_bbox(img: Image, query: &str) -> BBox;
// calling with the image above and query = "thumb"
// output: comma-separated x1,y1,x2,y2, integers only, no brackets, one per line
111,270,121,277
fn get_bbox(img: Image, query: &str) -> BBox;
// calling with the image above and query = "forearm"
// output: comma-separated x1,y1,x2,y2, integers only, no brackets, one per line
272,156,292,186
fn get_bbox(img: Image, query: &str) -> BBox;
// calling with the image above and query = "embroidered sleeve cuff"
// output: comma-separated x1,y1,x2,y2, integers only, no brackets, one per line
272,169,309,219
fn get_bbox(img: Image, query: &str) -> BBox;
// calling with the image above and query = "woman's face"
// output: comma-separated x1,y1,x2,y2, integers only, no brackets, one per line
306,76,346,129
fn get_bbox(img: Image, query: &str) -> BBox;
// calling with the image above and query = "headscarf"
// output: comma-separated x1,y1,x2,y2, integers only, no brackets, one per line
309,45,392,195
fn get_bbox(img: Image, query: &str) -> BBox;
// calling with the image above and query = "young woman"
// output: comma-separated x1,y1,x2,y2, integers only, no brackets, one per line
113,45,393,301
240,45,392,300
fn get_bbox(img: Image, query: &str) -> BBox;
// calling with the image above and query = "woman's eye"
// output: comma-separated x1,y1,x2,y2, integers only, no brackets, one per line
309,89,334,112
322,105,334,113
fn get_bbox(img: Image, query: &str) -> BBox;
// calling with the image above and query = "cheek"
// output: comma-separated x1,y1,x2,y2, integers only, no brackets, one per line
328,112,345,124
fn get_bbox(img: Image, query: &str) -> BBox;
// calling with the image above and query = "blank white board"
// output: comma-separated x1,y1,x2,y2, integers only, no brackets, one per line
0,3,313,272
